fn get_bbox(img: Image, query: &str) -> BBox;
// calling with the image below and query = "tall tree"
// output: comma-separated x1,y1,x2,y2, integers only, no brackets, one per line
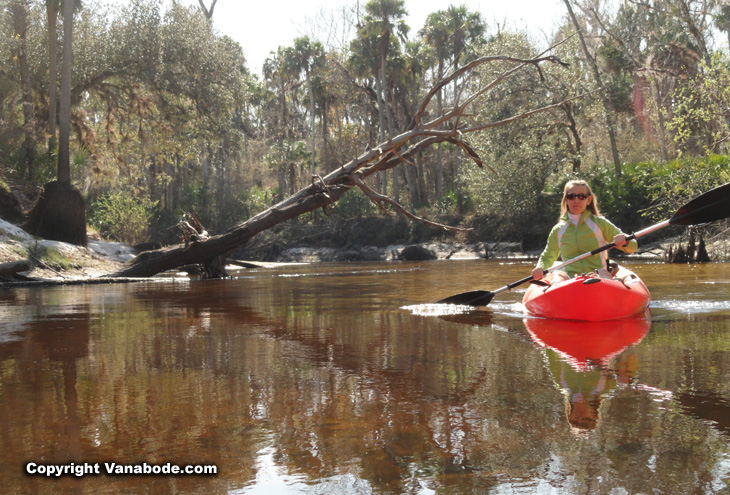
58,0,73,183
563,0,622,177
422,5,485,206
44,0,81,156
284,36,326,177
9,0,36,178
24,0,87,246
422,11,452,199
45,0,60,155
359,0,408,199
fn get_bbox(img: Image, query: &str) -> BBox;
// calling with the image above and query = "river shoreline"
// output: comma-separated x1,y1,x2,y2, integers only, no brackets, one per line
0,217,721,285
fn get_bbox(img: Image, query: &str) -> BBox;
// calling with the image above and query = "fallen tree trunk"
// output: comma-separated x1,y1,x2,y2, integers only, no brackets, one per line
111,53,573,279
0,259,31,276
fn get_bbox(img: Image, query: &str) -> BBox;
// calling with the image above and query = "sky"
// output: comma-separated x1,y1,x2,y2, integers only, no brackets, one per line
106,0,565,75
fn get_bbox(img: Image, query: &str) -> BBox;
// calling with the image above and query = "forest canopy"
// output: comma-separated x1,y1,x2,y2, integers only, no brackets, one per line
1,0,729,253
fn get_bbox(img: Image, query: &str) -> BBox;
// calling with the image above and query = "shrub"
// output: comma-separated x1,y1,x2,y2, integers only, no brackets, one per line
88,191,157,244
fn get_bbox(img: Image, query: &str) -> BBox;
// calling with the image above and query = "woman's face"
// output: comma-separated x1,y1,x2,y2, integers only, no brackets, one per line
565,185,592,215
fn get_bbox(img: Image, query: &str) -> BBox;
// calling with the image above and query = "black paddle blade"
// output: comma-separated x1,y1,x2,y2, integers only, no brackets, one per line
437,290,495,306
670,182,730,226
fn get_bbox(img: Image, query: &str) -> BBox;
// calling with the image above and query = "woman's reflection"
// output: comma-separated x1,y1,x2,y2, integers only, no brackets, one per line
524,316,651,433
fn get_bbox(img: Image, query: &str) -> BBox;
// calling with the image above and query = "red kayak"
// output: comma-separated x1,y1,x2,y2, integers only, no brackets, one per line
522,266,651,321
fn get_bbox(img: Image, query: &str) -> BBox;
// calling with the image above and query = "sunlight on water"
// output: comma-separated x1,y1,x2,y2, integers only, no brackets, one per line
402,302,526,318
233,445,413,495
651,299,730,315
401,303,476,316
712,454,730,494
488,301,527,318
278,267,422,278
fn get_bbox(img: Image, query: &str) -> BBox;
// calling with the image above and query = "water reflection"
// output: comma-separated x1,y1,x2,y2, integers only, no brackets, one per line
1,261,730,494
524,317,651,433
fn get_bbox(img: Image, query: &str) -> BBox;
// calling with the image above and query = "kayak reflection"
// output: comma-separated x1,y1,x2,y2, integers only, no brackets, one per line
524,316,651,433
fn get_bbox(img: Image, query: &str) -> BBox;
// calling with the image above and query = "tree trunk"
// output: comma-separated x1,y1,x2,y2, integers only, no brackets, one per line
652,77,670,161
58,0,74,183
562,101,582,172
563,0,622,177
11,0,36,179
374,72,387,196
306,69,316,176
22,0,87,247
47,3,59,155
435,62,444,198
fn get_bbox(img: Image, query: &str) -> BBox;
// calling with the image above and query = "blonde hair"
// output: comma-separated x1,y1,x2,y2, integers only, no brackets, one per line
560,180,601,217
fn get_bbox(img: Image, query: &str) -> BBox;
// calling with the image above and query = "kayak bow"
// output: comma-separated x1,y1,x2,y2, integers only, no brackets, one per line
522,266,650,321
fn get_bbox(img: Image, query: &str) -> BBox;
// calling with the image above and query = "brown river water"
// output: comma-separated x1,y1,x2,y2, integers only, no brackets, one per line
2,260,730,494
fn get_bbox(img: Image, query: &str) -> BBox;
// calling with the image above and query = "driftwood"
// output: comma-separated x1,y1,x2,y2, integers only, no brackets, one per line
0,259,31,276
111,54,574,279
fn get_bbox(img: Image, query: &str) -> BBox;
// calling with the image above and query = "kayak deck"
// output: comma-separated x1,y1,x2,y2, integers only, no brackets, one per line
522,267,651,321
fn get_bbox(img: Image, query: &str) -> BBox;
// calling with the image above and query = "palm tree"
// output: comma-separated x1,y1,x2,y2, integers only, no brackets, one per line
359,0,409,198
263,48,295,194
442,5,485,75
421,5,485,201
362,0,408,134
440,5,485,210
45,0,81,160
284,36,326,177
422,11,451,199
24,0,87,246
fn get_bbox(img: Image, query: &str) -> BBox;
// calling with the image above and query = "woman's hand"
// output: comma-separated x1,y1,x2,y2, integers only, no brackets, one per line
532,267,545,280
614,234,628,248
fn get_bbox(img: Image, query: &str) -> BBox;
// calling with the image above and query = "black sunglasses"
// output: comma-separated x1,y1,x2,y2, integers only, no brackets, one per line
566,193,590,200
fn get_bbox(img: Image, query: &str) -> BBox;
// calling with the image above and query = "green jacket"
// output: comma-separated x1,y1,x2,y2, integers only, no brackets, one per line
537,211,637,276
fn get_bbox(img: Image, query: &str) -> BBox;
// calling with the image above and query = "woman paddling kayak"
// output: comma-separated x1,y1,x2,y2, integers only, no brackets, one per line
531,180,638,284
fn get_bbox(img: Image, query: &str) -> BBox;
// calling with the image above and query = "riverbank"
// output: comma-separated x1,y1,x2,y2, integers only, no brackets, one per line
1,217,725,283
0,218,132,280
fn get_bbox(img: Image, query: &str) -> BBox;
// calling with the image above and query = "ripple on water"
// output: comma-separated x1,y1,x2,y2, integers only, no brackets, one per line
650,299,730,315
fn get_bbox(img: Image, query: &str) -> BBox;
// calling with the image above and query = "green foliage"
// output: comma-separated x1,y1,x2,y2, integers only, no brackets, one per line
541,156,730,237
638,155,730,220
332,189,376,219
88,191,158,244
0,0,729,255
240,185,276,219
669,53,730,156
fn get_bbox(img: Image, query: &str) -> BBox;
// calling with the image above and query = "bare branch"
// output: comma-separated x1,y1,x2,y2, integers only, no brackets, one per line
463,92,589,134
409,54,569,130
348,174,471,232
111,50,572,278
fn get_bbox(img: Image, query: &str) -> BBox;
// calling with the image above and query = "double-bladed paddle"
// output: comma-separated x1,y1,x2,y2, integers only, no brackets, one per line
437,181,730,307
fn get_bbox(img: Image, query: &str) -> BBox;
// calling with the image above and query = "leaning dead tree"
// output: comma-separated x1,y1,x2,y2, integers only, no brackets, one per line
111,54,572,279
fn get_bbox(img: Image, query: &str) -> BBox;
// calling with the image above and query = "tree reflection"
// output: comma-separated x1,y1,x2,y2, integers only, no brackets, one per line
3,267,730,494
